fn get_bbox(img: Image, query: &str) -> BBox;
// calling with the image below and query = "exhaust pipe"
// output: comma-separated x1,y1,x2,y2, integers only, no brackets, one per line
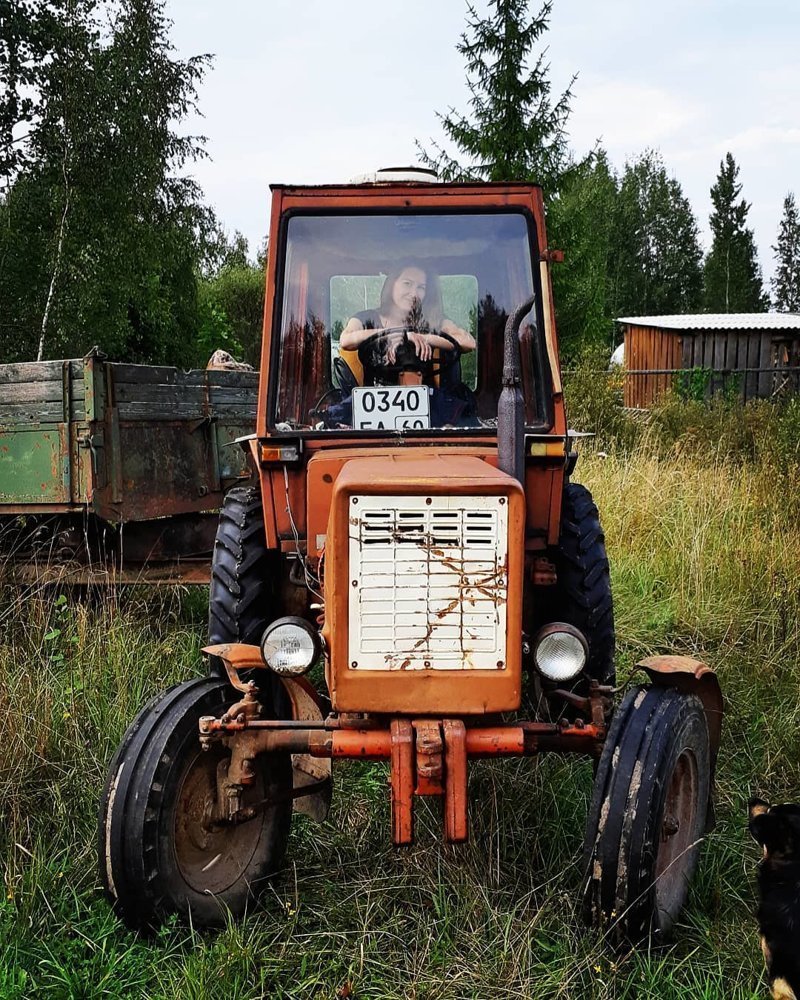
497,296,535,485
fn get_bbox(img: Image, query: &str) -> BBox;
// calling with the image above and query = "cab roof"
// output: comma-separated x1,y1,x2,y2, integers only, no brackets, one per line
268,181,544,195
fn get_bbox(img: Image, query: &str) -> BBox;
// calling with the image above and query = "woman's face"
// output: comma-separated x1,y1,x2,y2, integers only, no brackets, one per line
391,267,427,313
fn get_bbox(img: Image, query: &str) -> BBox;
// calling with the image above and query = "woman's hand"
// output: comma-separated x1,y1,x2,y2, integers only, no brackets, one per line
407,331,432,361
386,330,432,363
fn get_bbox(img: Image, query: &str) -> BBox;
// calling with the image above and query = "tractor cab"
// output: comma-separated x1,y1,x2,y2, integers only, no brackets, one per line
263,183,557,437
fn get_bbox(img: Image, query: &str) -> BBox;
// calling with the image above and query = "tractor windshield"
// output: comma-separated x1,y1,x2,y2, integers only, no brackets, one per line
272,211,550,433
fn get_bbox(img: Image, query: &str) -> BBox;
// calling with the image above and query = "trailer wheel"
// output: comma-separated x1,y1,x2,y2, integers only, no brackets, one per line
550,482,615,687
98,677,292,930
582,686,710,946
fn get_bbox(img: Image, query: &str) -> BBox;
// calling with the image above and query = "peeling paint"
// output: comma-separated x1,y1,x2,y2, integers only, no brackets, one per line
614,759,644,917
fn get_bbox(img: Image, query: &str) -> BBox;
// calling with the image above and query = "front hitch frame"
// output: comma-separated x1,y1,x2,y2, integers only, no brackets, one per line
198,645,611,846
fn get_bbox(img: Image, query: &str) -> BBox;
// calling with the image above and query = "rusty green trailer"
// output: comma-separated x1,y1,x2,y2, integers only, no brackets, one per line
0,354,257,583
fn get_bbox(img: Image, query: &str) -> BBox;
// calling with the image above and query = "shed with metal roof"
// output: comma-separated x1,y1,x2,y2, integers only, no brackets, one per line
615,313,800,407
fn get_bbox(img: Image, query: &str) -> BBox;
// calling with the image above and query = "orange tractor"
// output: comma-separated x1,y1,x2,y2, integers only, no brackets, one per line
99,174,722,944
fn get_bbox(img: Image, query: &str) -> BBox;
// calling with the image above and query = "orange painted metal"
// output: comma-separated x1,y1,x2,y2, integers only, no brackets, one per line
443,720,468,843
390,719,414,845
247,438,279,548
547,465,565,548
524,466,558,549
638,654,723,756
322,454,526,715
200,714,604,845
464,727,526,756
263,441,566,559
330,730,392,758
463,722,606,757
202,641,265,671
253,181,568,562
205,719,604,758
413,720,444,796
215,727,392,758
531,557,557,586
307,445,505,559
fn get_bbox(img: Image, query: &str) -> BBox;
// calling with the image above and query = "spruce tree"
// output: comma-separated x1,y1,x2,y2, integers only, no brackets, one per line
771,192,800,312
418,0,574,189
703,153,767,312
607,150,703,318
547,149,618,358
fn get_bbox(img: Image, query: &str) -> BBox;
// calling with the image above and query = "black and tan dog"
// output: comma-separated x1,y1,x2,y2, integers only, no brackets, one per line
749,798,800,999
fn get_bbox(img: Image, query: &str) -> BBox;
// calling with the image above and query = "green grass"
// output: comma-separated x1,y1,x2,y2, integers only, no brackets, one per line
2,442,798,997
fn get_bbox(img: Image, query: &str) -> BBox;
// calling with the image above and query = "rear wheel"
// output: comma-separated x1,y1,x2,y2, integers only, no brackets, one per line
550,482,615,688
582,686,710,946
526,482,615,718
98,677,292,930
208,486,275,673
207,486,291,712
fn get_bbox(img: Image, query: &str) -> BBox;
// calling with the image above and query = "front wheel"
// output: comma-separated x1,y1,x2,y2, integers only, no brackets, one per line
98,677,292,930
582,686,710,946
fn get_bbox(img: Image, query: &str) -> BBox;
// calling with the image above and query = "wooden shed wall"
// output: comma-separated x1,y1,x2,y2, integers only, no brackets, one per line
623,324,683,408
622,324,800,406
679,329,773,400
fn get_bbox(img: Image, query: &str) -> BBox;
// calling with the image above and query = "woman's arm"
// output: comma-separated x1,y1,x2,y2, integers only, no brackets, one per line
340,316,476,356
439,318,476,352
340,316,413,352
339,317,370,351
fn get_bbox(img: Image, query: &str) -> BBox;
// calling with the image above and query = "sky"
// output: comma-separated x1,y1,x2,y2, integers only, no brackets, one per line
165,0,800,286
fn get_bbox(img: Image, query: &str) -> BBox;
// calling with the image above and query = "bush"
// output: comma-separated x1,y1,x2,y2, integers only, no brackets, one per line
562,347,638,450
646,393,800,466
563,346,800,493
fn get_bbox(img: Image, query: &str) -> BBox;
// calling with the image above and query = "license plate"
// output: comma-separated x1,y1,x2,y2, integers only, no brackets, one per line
351,386,431,430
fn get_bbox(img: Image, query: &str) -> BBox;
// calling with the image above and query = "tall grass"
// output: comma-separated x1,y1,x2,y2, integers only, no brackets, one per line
1,432,798,997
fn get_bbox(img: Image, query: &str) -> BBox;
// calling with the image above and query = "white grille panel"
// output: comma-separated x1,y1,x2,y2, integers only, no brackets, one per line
348,495,509,670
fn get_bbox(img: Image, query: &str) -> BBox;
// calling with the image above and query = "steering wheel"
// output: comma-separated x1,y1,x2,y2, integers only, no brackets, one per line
357,326,462,381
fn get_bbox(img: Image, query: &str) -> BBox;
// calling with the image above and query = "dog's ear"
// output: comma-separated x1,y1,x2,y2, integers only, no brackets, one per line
749,799,773,848
750,805,800,859
770,806,800,859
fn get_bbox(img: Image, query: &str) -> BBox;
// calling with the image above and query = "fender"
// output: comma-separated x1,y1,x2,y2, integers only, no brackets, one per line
202,642,331,822
638,654,723,830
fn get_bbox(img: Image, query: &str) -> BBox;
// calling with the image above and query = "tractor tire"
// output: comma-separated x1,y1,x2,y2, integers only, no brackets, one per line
209,486,273,659
582,686,710,946
207,486,292,717
98,677,292,930
549,482,615,688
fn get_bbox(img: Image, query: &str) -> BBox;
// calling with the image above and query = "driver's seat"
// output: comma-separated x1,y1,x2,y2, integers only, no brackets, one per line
334,350,361,391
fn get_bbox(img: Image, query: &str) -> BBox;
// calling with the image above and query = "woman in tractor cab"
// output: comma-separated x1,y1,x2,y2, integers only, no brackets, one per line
338,264,476,387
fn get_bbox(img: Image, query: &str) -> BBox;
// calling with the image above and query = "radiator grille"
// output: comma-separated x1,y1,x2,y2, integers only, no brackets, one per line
348,495,508,670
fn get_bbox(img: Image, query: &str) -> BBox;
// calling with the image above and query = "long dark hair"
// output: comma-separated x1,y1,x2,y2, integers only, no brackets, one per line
379,264,444,328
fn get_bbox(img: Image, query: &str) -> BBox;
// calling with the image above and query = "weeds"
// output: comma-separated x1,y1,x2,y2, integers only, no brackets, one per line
1,440,797,996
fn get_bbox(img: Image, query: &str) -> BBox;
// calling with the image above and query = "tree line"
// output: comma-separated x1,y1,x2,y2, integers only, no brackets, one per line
419,0,800,358
1,0,799,367
0,0,263,367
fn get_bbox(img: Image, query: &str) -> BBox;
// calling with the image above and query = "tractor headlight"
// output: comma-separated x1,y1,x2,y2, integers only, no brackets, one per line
533,624,588,683
260,617,321,676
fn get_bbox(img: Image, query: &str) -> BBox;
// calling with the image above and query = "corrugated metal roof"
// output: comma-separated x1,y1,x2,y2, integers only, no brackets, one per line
616,313,800,331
